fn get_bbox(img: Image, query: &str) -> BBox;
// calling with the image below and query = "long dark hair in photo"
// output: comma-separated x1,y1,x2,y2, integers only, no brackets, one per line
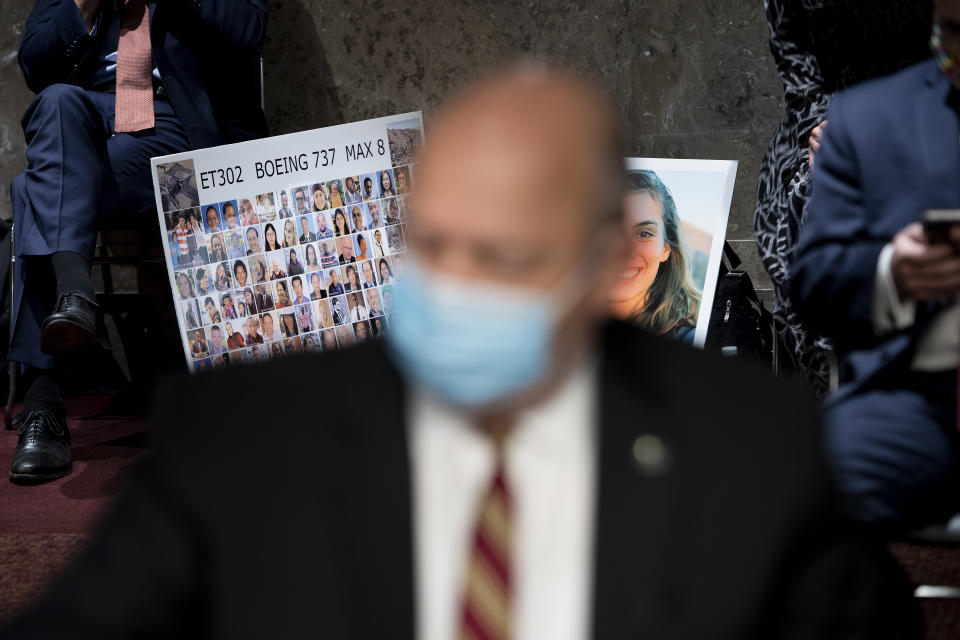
264,223,280,251
626,170,700,336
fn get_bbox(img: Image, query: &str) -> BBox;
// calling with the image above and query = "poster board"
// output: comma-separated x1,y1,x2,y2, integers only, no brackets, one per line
615,159,737,347
151,112,423,371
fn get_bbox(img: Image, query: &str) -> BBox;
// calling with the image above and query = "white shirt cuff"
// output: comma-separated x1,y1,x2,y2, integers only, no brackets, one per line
872,242,916,334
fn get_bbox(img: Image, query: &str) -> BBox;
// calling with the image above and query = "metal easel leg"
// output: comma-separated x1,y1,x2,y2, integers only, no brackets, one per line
4,224,16,430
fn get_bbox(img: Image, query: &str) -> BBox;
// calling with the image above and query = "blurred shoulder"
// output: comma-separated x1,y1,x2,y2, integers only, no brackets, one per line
602,321,819,443
149,341,399,445
831,58,938,120
602,321,828,507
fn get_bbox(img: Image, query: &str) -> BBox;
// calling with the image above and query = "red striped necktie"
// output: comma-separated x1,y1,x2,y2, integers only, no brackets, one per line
114,0,155,133
458,442,514,640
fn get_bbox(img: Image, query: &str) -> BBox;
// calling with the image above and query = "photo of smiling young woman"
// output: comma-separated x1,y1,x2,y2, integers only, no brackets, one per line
609,170,701,344
232,258,250,289
311,183,329,212
332,208,350,237
208,232,227,263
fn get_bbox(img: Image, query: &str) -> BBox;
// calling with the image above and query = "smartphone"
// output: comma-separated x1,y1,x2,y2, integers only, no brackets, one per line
923,209,960,244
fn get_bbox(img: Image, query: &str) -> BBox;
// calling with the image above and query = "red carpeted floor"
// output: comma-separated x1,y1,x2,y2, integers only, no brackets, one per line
0,395,148,622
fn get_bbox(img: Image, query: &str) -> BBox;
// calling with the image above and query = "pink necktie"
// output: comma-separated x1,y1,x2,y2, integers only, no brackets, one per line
114,0,155,133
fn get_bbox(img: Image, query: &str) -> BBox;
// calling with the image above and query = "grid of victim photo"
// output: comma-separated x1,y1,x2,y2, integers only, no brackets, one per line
161,166,413,371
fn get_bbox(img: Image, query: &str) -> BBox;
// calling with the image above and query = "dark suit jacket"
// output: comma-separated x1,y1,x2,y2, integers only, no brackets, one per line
19,0,269,149
253,293,271,311
1,323,919,639
790,59,960,398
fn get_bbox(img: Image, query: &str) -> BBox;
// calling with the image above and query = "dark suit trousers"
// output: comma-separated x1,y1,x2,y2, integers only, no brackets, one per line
825,370,960,529
9,83,191,369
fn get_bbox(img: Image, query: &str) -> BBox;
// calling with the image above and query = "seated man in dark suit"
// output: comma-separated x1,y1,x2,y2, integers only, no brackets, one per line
791,0,960,529
7,0,268,484
1,67,919,639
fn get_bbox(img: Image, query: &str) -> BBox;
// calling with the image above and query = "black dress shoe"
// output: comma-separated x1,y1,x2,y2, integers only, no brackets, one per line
9,409,72,484
40,292,98,356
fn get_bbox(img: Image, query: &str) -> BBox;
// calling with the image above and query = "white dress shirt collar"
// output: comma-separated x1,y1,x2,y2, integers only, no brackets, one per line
409,357,598,640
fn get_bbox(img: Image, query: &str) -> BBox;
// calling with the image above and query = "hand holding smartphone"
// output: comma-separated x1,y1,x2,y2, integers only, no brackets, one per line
922,209,960,246
891,212,960,301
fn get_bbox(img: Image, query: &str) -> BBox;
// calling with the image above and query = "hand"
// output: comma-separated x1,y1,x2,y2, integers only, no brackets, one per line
890,222,960,301
74,0,100,31
808,120,827,169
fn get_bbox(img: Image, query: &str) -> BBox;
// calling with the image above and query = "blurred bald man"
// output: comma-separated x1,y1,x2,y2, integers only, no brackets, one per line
2,66,919,639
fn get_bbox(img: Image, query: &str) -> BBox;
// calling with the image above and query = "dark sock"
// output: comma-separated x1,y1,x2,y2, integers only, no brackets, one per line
51,251,94,301
22,368,65,415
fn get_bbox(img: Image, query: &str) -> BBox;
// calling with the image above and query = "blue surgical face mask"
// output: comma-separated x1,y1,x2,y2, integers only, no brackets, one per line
386,255,590,411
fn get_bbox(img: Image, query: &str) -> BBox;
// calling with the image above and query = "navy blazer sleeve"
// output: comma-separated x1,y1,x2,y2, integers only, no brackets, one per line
18,0,96,93
789,93,888,348
19,1,267,95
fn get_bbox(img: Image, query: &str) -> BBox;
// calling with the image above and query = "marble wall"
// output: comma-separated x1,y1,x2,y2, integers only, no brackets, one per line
0,0,784,292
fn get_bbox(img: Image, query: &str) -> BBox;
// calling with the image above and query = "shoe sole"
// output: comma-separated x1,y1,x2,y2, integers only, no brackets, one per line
40,318,96,357
9,464,73,485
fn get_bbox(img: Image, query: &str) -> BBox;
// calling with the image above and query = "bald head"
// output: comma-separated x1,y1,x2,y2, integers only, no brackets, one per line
410,64,626,291
935,0,960,69
425,65,623,213
398,65,631,417
933,0,960,27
